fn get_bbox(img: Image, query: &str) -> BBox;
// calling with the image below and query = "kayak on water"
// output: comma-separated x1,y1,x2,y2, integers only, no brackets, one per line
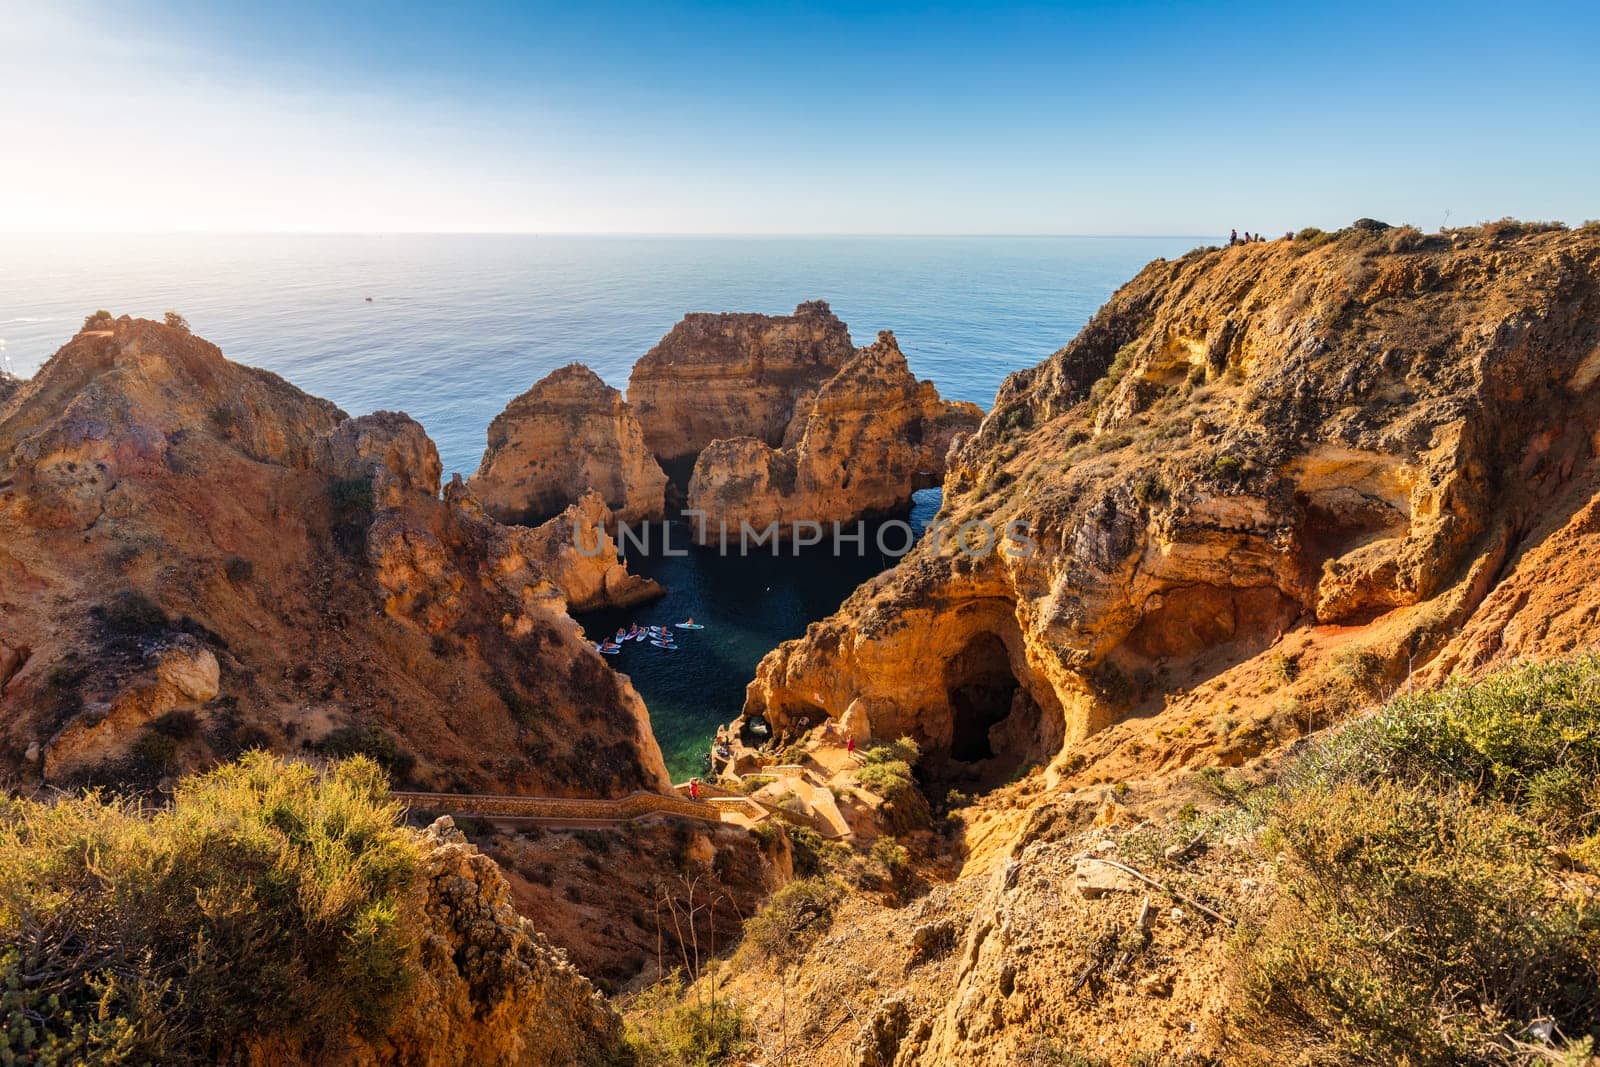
674,623,705,630
650,639,676,649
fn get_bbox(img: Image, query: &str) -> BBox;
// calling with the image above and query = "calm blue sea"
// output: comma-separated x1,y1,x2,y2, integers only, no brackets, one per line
1,234,1203,778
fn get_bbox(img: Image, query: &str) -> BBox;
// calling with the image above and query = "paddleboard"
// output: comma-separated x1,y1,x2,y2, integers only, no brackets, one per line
650,639,676,648
674,623,705,630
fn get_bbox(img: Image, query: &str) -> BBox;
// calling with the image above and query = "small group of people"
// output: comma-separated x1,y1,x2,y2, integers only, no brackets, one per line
1230,228,1295,246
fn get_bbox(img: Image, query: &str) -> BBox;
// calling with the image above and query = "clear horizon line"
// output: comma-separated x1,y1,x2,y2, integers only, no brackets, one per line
0,229,1222,240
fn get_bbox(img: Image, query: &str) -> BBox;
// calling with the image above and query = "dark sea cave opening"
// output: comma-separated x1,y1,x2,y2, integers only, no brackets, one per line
944,631,1022,763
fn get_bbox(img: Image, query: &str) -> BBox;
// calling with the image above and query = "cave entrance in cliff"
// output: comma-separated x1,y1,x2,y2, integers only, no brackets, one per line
944,632,1022,763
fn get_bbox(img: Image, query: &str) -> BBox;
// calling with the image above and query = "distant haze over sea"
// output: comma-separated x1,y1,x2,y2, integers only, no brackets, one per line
2,234,1204,477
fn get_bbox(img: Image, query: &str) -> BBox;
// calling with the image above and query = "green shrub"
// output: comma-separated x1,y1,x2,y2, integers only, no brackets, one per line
0,754,422,1064
1330,644,1385,698
1211,454,1243,481
624,975,751,1066
786,825,834,878
128,727,180,772
223,556,254,583
1088,341,1140,407
855,759,914,800
1233,655,1600,1063
1481,217,1568,240
329,476,376,519
92,590,171,640
315,724,417,782
81,310,113,331
1236,781,1597,1064
738,878,841,962
149,708,200,741
1294,226,1334,248
862,736,921,767
1133,474,1166,506
870,836,909,874
1385,224,1426,252
1291,654,1600,836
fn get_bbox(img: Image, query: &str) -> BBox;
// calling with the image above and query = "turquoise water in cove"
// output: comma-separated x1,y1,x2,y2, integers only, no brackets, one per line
2,233,1203,780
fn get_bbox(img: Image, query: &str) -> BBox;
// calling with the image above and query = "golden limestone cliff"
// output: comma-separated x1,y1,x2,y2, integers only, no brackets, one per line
471,362,668,525
0,317,669,795
686,330,983,541
740,224,1600,789
663,223,1600,1066
627,299,856,463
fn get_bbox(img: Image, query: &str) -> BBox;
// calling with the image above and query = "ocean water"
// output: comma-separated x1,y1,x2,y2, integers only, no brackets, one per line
1,234,1203,779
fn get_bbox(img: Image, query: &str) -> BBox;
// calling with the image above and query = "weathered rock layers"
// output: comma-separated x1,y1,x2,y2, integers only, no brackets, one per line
0,317,669,794
686,330,983,538
628,299,855,462
741,225,1600,781
471,363,667,525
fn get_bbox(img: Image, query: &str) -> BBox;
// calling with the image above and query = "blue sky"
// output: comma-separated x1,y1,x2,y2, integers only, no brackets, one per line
2,0,1595,233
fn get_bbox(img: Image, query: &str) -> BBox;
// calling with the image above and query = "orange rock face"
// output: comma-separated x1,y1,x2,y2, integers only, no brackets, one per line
471,363,667,525
685,330,982,539
0,318,669,796
741,225,1600,786
627,300,855,462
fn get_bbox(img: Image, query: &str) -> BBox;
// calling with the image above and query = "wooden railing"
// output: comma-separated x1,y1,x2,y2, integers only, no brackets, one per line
392,789,724,825
392,780,853,839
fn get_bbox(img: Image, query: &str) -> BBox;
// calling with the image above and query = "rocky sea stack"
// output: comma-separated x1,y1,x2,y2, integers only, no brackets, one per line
471,362,668,525
687,329,983,539
476,301,981,540
628,299,856,463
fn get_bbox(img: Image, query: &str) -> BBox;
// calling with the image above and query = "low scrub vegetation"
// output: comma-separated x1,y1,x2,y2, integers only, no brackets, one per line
0,753,423,1064
854,736,932,834
737,877,843,964
315,723,417,782
1233,656,1600,1064
623,975,751,1067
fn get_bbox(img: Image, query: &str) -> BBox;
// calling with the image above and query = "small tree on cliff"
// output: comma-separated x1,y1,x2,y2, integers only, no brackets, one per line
163,311,190,332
